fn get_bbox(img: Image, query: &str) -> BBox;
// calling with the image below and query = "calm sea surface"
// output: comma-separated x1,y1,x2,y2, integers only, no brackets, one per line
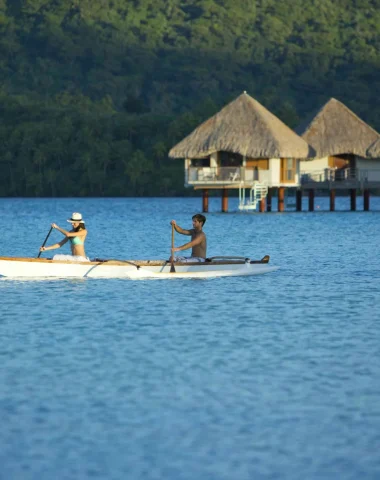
1,197,380,480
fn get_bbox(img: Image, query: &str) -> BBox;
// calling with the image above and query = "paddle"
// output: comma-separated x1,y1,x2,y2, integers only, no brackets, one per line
170,224,176,273
37,226,53,258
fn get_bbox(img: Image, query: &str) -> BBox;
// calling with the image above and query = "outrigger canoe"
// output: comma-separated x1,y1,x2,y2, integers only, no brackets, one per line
0,255,279,279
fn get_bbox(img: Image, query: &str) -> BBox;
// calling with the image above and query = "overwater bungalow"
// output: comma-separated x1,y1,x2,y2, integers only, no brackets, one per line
169,92,311,212
297,98,380,185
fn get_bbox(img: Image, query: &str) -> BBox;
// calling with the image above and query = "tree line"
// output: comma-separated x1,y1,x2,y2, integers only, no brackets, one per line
0,0,379,196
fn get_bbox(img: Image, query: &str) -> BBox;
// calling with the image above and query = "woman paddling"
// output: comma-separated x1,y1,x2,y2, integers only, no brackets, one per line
39,212,89,262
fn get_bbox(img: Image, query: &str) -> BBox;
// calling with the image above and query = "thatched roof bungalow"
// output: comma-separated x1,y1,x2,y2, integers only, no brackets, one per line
169,92,311,188
297,98,380,181
169,92,310,159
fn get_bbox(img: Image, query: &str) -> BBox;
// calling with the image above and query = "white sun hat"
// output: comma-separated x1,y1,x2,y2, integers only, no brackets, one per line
67,212,85,223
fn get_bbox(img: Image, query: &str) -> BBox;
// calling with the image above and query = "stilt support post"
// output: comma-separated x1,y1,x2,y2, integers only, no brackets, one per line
350,189,357,211
308,190,315,212
266,188,272,212
222,188,228,213
202,189,209,213
278,187,285,212
364,189,370,211
296,190,302,212
330,190,336,212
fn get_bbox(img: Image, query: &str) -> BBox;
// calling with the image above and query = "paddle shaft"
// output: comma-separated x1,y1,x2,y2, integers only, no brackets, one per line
170,224,175,272
37,226,53,258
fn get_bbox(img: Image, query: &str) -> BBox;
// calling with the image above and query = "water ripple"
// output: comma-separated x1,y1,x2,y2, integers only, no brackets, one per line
1,198,380,480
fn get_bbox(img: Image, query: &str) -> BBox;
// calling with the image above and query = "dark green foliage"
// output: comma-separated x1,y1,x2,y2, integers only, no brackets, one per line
0,0,379,196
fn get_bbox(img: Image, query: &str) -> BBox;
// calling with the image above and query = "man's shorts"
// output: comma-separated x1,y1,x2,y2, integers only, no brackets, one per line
173,256,205,263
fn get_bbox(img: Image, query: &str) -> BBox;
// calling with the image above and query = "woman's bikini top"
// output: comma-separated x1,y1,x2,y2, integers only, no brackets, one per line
70,236,84,246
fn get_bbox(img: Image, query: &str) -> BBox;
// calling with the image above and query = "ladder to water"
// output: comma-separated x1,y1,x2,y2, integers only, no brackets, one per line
238,182,268,211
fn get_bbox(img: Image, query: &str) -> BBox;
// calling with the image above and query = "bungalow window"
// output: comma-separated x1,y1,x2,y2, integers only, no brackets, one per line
286,159,294,180
281,158,296,182
219,151,243,167
192,158,210,167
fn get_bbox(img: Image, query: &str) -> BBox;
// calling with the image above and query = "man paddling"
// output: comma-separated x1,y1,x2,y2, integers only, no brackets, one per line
170,214,207,262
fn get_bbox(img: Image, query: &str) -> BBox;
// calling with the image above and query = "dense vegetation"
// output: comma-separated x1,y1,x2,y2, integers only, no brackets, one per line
0,0,379,196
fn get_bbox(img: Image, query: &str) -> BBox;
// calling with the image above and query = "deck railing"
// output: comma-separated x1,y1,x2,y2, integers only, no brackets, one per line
300,168,380,184
186,167,380,187
187,166,241,183
186,167,272,185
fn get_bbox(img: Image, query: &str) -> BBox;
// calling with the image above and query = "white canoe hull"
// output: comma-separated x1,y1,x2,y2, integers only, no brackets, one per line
0,256,279,279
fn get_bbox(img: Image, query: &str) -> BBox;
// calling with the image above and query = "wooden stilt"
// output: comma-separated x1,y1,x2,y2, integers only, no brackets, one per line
259,197,265,212
330,189,336,212
308,190,315,212
278,187,285,212
350,189,357,211
222,188,228,213
202,189,209,213
266,188,272,212
363,189,370,211
296,190,302,212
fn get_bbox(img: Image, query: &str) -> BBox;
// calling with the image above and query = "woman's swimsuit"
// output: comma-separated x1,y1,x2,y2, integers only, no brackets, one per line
70,236,84,245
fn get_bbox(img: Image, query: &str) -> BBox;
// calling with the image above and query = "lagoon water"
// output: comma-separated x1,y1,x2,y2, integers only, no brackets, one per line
1,196,380,480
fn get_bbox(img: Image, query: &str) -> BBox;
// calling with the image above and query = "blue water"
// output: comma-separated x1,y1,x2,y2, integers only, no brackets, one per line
1,197,380,480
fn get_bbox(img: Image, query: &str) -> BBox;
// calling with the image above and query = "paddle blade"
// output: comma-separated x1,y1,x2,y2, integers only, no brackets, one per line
170,260,176,273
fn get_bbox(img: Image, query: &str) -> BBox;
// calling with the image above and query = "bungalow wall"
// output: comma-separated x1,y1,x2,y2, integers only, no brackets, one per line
300,157,329,173
356,158,380,181
269,159,280,185
244,157,300,186
245,159,269,181
268,158,300,187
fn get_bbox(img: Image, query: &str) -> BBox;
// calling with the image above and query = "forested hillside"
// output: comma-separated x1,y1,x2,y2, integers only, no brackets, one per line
0,0,379,196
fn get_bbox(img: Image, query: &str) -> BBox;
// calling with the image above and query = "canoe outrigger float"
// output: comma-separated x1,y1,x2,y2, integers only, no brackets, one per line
0,255,279,279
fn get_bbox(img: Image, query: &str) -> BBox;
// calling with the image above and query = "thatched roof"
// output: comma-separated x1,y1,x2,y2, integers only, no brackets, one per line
169,92,311,159
367,138,380,158
295,98,380,158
